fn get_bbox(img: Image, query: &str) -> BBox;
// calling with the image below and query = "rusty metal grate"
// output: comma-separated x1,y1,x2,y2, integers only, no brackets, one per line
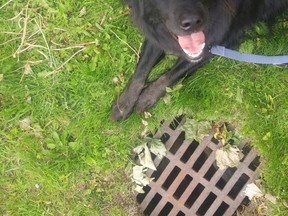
136,118,261,216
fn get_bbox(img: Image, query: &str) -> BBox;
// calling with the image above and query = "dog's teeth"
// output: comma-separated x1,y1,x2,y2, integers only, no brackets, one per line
183,43,205,59
184,49,203,58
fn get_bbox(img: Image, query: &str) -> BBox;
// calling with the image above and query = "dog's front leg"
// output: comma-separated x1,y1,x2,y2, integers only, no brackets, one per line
135,55,211,113
111,39,164,121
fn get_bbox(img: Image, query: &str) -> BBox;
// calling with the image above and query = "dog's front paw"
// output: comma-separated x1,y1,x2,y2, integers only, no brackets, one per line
135,96,156,113
135,86,166,113
110,100,134,121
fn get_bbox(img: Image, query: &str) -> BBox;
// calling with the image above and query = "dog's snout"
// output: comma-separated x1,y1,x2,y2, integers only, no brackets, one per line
179,14,203,31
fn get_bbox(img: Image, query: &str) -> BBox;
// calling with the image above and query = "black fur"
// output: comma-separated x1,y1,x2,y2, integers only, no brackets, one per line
111,0,288,121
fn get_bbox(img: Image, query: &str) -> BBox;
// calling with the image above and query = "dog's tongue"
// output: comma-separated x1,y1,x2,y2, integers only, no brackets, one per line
178,31,205,54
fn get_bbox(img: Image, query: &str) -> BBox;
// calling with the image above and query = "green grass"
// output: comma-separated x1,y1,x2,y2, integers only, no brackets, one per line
0,0,288,215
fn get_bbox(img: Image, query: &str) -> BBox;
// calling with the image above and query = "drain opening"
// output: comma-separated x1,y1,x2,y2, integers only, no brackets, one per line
176,211,185,216
169,116,184,130
159,202,174,215
170,131,185,154
228,173,250,200
143,193,162,215
216,167,237,190
162,166,181,190
192,147,212,172
173,175,193,200
248,156,261,171
151,157,170,181
213,202,230,216
160,133,170,144
136,185,151,204
180,140,199,163
184,183,205,209
204,162,218,181
197,192,217,216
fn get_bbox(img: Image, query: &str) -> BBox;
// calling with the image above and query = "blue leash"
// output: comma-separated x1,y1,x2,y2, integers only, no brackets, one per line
210,45,288,65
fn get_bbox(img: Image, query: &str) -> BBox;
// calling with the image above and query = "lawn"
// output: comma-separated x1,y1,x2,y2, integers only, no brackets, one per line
0,0,287,215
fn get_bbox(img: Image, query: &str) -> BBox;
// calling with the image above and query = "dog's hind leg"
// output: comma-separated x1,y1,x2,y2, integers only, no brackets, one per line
135,55,211,113
111,39,164,121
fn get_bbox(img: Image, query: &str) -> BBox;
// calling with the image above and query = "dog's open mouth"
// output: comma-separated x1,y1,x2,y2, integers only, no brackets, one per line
177,31,205,60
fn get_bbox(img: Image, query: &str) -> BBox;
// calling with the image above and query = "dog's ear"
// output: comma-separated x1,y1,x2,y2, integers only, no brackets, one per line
224,0,236,16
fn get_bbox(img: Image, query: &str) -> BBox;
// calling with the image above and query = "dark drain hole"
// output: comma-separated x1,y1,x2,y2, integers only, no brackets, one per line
136,185,151,203
248,156,260,171
216,167,237,190
176,211,185,216
211,136,219,145
151,157,170,181
228,173,250,200
180,140,199,163
159,202,173,215
204,162,218,181
169,116,184,130
197,192,217,216
192,147,212,172
162,166,181,190
173,175,193,200
160,133,170,144
185,183,205,209
234,197,251,215
213,201,229,216
240,145,251,162
143,193,162,215
170,131,185,154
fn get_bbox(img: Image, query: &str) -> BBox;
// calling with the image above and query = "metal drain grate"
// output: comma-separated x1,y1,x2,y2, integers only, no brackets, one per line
136,118,261,216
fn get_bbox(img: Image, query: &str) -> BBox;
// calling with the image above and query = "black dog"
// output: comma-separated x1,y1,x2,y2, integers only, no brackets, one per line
111,0,288,121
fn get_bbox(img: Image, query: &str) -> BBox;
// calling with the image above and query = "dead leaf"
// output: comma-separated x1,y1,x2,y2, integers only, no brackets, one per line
79,7,86,17
144,112,152,119
24,62,32,74
132,165,154,193
135,144,156,171
179,118,211,142
149,138,167,160
265,193,277,204
243,183,263,200
141,119,148,127
215,144,244,170
135,185,145,194
19,117,31,131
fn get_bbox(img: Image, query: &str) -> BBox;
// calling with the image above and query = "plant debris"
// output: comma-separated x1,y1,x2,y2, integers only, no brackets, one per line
132,138,167,193
243,183,263,200
178,118,211,142
215,144,244,170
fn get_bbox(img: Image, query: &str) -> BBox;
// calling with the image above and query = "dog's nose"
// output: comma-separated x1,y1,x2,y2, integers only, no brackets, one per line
180,15,203,31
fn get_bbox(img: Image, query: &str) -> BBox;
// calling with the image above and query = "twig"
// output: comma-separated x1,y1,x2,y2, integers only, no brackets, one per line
13,7,29,57
109,29,139,59
0,37,21,46
44,47,85,77
51,41,96,51
26,43,48,50
37,50,49,60
34,17,55,67
0,0,14,10
0,31,22,35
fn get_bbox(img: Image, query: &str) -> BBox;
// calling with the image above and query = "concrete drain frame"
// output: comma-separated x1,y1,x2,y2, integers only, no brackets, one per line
136,117,261,216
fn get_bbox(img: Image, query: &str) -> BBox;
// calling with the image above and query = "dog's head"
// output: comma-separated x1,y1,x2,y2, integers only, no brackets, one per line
127,0,235,62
